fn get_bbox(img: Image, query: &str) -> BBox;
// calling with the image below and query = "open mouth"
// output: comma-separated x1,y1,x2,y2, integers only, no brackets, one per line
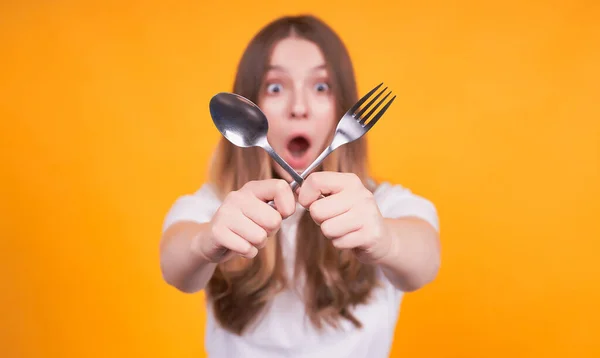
284,135,312,170
287,136,310,158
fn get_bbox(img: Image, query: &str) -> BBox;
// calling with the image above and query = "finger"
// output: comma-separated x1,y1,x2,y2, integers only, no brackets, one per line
238,195,284,236
217,249,238,263
241,179,296,218
308,191,354,225
330,230,365,250
297,172,363,208
227,210,268,249
215,227,259,259
320,209,363,239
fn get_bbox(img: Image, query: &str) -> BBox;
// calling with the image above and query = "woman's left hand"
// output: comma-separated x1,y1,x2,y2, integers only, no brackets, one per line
296,171,393,264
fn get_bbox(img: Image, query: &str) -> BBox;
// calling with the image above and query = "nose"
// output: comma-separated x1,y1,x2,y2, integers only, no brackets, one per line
290,90,308,119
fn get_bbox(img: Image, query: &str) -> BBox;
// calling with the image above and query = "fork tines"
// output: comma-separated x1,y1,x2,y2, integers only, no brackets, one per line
351,82,396,128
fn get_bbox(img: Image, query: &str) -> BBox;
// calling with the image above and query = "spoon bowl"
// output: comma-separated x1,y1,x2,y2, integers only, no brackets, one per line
209,92,303,185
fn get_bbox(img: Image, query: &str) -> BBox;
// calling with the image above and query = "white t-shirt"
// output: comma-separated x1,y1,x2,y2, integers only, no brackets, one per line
162,181,439,358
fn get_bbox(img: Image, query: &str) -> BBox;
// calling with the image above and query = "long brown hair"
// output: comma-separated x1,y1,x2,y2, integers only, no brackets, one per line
206,14,379,335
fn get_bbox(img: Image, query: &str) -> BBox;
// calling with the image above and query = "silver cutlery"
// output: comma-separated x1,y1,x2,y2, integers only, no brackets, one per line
209,82,395,209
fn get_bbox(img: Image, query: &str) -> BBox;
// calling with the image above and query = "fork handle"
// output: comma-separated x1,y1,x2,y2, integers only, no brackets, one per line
296,145,334,186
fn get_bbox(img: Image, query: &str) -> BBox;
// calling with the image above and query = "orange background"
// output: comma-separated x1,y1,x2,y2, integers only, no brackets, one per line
1,1,599,357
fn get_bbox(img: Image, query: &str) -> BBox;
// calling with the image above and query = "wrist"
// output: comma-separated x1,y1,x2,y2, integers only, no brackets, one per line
373,220,400,266
188,223,214,263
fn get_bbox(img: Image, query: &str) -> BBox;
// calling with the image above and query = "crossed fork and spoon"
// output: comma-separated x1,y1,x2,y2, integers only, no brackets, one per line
209,82,396,208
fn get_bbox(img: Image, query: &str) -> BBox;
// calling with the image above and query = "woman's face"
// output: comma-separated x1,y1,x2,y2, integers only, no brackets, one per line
257,36,337,183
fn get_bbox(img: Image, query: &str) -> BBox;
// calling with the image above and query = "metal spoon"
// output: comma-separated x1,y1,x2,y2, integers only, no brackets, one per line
209,92,304,187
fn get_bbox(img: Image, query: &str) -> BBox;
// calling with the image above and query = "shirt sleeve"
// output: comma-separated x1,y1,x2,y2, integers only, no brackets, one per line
373,182,440,232
161,183,222,233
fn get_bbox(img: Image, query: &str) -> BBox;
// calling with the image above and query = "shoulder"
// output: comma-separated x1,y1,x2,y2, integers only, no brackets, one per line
162,183,222,233
370,180,439,232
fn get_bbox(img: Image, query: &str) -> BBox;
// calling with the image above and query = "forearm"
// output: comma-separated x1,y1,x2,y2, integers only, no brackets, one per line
159,221,217,293
376,217,440,292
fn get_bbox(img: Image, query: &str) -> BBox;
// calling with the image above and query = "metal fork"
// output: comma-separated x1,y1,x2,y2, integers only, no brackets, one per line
290,82,396,192
267,83,395,208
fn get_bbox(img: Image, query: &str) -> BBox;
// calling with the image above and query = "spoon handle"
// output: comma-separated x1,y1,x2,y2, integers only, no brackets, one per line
263,144,304,186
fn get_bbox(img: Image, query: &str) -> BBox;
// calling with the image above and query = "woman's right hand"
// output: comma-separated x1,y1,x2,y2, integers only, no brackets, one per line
193,179,297,263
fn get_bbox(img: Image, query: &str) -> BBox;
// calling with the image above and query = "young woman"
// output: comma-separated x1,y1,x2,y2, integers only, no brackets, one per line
160,14,440,358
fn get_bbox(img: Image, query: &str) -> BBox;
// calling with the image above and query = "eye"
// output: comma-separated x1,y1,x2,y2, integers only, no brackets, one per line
314,82,330,92
266,83,283,94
